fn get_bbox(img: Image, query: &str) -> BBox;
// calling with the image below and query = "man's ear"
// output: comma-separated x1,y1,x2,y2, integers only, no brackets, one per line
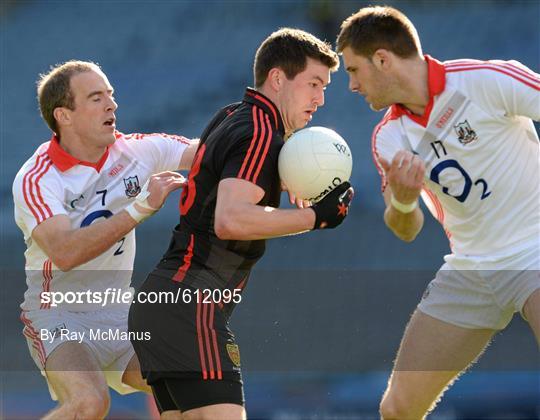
53,107,71,128
267,67,285,92
372,49,392,72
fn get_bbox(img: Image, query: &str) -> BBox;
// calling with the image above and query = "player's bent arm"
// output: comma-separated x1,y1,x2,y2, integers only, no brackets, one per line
32,212,138,272
31,171,185,271
214,178,315,241
382,188,424,242
177,139,200,170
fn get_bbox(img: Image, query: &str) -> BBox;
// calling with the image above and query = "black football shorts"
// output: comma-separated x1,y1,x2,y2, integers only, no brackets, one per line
128,272,244,409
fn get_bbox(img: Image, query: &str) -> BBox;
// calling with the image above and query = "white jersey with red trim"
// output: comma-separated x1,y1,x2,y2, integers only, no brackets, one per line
13,131,190,311
372,56,539,257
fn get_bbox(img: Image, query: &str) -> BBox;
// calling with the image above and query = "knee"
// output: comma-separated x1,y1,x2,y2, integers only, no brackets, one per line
380,393,422,420
122,370,151,393
69,389,111,419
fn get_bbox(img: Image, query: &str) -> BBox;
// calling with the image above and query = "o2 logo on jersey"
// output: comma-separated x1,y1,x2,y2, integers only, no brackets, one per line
430,159,491,203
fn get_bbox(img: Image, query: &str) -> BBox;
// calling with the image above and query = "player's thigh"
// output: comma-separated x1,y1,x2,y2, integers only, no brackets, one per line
182,404,246,420
523,288,540,345
387,310,495,401
394,310,495,371
45,341,109,403
149,379,242,420
121,353,151,393
159,377,244,418
151,379,183,418
161,411,182,420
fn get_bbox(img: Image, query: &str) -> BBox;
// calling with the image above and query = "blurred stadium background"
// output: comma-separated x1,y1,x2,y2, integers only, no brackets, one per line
1,0,538,418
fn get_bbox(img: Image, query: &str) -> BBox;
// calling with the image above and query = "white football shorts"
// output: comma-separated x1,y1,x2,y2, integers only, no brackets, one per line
418,244,540,330
20,306,137,399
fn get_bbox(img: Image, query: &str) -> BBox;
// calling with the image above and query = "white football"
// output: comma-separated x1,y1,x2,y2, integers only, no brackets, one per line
278,126,353,202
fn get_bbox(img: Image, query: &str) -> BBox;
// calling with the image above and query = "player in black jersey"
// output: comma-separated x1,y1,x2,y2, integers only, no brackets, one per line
129,28,353,419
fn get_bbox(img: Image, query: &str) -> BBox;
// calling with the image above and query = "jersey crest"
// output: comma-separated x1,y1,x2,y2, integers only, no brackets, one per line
453,120,478,144
226,343,241,367
123,175,141,197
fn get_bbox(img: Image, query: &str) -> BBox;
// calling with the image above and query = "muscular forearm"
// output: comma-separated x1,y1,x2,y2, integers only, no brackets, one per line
379,150,426,242
33,171,185,271
215,204,315,240
384,205,424,242
50,211,138,271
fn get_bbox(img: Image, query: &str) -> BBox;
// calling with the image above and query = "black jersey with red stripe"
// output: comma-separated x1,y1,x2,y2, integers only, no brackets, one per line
155,88,285,317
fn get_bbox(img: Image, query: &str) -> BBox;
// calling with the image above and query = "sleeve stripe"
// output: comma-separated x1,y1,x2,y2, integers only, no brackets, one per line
252,114,273,184
22,155,44,222
238,105,263,180
163,134,191,145
244,108,267,182
123,132,191,144
371,111,393,193
237,105,259,179
422,187,445,224
492,61,539,82
34,160,54,220
22,153,53,223
445,60,540,83
445,63,540,91
445,61,540,84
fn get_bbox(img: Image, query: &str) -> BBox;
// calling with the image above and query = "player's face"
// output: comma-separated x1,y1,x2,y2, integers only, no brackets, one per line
67,70,118,147
341,47,394,111
279,58,330,134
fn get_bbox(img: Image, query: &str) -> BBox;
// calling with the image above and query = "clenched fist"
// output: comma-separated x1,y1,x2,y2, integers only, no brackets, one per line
379,151,425,205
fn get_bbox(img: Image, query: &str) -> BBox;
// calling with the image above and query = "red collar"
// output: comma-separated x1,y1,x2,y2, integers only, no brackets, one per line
389,55,446,127
46,135,109,172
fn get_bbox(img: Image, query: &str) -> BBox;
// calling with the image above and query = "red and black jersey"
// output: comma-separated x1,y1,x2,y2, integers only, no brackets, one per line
155,88,285,317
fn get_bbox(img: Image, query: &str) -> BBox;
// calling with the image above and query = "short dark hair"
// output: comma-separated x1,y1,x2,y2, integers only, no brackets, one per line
254,28,339,88
336,6,421,58
37,60,102,133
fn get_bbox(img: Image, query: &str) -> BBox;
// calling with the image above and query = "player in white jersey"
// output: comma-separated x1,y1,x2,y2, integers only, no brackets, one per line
12,60,198,419
337,6,539,419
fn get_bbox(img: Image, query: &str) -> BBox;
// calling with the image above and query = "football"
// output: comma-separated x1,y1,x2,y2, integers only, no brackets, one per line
278,126,353,202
